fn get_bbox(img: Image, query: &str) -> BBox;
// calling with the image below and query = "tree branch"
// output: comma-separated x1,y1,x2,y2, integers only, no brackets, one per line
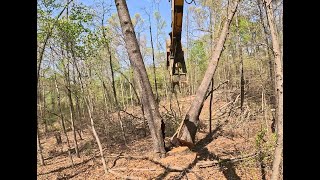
205,80,229,100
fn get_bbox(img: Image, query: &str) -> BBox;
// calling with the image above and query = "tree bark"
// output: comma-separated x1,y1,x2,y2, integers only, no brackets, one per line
41,78,48,135
209,79,214,134
37,126,45,166
171,0,240,147
263,0,283,180
235,12,245,111
209,7,215,134
115,0,166,157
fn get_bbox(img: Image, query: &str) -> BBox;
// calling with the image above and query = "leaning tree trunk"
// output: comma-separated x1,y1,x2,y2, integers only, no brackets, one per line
85,92,108,173
263,0,283,179
171,0,240,147
115,0,166,157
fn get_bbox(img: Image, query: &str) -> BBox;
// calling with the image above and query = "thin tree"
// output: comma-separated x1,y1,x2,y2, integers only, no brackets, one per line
63,58,80,158
257,0,275,106
71,48,108,173
209,2,216,134
149,14,159,102
107,40,128,146
54,72,74,166
263,0,283,179
235,12,245,111
37,125,45,166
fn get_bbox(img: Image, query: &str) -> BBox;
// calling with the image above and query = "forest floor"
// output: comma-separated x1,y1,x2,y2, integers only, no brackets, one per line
37,90,275,180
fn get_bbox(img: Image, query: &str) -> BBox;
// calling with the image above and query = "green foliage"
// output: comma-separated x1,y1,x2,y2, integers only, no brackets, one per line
190,39,208,73
37,0,282,151
255,127,267,148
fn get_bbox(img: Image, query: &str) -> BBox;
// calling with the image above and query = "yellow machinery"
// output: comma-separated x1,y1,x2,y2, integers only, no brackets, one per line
166,0,187,91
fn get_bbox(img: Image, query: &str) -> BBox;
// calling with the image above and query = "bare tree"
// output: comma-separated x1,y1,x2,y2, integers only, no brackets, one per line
115,0,166,157
37,126,45,166
171,0,240,147
235,12,245,111
263,0,283,179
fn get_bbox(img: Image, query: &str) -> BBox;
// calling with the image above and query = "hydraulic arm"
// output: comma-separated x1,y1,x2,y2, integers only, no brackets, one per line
166,0,187,91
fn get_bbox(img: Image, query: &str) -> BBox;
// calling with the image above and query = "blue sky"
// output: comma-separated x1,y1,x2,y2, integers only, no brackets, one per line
78,0,191,48
126,0,171,33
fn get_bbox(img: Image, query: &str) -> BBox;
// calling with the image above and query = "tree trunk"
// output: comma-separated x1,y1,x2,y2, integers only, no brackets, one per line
149,24,159,102
42,79,48,135
115,0,166,157
37,67,45,166
37,127,45,166
129,78,134,106
107,42,128,146
85,95,108,174
120,76,125,108
209,8,215,134
263,0,283,180
257,0,275,106
71,51,108,173
62,44,80,159
73,65,84,139
75,94,84,140
209,79,214,134
66,85,80,158
54,73,74,166
171,0,240,147
235,12,245,111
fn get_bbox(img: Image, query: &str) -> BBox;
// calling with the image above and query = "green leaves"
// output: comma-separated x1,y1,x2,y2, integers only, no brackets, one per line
190,39,208,73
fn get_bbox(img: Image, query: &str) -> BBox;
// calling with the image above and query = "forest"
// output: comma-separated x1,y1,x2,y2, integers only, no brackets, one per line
37,0,283,179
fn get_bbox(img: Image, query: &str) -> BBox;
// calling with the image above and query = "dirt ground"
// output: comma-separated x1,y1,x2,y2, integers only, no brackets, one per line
37,92,274,179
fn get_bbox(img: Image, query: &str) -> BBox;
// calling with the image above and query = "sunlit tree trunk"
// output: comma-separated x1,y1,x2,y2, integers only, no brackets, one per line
235,12,245,111
115,0,166,157
263,0,283,179
172,0,240,147
37,126,45,166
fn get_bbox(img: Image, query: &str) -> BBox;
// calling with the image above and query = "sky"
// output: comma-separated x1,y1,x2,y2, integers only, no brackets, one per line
78,0,192,47
126,0,171,34
78,0,172,39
